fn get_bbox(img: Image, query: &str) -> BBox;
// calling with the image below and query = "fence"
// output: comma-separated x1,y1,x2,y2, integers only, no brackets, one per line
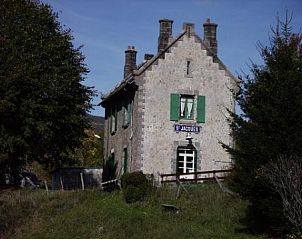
160,169,232,184
52,168,103,190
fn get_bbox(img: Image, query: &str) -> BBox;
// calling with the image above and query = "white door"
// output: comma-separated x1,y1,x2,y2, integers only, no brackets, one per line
177,148,195,179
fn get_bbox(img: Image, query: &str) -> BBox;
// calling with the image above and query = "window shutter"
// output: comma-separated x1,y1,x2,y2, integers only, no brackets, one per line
110,109,113,132
123,148,128,173
197,95,206,123
127,101,132,124
170,94,179,121
114,108,117,131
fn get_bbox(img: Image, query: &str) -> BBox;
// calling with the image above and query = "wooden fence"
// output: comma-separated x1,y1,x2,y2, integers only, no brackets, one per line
160,169,232,184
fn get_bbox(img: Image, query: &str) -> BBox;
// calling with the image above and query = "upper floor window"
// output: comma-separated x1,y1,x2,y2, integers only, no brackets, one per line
122,100,132,127
110,107,117,134
170,93,205,123
180,95,194,120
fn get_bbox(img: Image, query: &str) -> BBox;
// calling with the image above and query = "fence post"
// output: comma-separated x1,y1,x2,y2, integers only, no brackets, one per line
80,173,85,190
44,180,49,195
60,176,64,191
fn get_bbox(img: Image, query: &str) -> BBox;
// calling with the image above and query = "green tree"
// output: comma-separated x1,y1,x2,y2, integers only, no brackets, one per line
71,129,104,167
225,15,302,234
0,0,95,183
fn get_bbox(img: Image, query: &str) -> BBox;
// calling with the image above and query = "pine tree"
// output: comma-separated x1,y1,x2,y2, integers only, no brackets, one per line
225,14,302,234
0,0,95,183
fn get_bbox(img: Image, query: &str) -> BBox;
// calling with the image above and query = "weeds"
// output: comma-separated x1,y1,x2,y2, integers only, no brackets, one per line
0,184,265,239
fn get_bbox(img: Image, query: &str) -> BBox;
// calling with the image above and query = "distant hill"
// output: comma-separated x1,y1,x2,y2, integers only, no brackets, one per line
86,113,104,133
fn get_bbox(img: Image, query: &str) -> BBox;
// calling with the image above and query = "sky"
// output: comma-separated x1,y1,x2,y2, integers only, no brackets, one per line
40,0,302,117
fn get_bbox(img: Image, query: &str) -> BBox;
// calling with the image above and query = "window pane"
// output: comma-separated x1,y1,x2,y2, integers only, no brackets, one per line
187,162,193,169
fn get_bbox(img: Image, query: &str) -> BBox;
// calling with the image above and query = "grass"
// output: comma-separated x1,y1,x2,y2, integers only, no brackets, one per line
0,184,266,239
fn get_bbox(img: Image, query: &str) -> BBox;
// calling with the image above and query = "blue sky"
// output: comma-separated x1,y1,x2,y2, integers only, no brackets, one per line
41,0,302,116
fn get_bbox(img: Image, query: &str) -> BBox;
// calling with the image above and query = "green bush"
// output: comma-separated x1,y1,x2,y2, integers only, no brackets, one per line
121,171,149,203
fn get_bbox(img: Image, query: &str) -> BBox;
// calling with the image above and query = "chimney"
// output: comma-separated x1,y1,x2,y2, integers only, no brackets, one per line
144,54,154,61
158,19,173,53
183,22,195,37
124,45,137,78
203,18,218,56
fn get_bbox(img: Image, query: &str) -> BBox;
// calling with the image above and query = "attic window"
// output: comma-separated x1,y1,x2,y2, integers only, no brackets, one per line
186,60,192,76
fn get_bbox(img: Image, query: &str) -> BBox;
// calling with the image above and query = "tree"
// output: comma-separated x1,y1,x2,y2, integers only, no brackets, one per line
224,14,302,235
0,0,95,183
261,155,302,235
71,129,104,167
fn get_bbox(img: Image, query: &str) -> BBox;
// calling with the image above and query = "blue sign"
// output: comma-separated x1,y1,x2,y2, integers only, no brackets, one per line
174,124,200,133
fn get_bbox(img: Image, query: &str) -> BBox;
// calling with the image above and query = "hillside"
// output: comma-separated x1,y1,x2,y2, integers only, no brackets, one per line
86,113,104,133
0,184,265,239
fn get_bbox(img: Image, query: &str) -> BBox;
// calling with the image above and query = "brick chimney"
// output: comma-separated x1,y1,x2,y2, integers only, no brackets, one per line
203,18,218,56
124,45,137,78
158,19,173,53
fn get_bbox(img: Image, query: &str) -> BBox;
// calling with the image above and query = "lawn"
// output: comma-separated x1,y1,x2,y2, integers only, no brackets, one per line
0,184,265,239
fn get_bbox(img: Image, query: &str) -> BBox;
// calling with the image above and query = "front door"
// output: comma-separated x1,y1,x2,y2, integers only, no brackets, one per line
177,148,196,179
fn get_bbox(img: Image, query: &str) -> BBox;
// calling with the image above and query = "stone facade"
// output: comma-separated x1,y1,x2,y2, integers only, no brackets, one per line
101,19,238,182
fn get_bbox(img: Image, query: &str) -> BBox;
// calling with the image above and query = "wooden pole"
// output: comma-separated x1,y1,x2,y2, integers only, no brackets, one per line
44,180,49,195
80,173,85,190
60,176,64,191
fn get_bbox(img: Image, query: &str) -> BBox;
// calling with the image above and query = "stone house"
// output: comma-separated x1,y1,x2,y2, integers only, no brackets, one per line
100,18,238,182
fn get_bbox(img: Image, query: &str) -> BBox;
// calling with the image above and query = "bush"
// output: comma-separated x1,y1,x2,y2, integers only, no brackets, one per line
121,171,149,203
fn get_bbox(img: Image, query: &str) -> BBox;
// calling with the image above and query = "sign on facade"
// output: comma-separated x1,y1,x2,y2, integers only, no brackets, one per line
174,124,200,133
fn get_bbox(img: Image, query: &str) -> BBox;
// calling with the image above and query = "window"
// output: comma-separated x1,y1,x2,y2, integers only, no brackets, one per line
177,147,196,179
107,152,116,180
180,95,194,120
170,93,205,123
186,61,191,76
122,100,132,127
123,147,128,173
110,107,117,134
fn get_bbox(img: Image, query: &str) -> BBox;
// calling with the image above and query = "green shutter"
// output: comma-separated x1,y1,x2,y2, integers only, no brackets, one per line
110,109,113,132
197,95,206,123
114,108,117,131
122,104,125,126
170,93,179,121
123,148,128,173
128,101,132,124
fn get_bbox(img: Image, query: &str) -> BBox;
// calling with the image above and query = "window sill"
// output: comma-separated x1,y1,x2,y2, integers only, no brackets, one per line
178,119,196,124
122,123,129,129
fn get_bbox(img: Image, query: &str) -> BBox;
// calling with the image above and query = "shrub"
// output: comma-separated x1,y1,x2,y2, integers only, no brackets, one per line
121,171,149,203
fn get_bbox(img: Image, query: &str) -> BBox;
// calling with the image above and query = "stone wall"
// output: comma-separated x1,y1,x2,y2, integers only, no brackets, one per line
139,31,235,177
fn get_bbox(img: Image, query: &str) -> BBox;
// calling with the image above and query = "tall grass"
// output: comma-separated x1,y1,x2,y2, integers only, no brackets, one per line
0,184,265,239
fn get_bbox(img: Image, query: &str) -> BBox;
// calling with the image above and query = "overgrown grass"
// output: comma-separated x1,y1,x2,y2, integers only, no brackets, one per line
0,184,265,239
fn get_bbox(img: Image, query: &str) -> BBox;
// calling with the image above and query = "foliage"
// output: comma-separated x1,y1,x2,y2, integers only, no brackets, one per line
121,171,149,203
0,185,265,239
70,129,103,167
261,155,302,235
224,13,302,235
0,0,95,182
